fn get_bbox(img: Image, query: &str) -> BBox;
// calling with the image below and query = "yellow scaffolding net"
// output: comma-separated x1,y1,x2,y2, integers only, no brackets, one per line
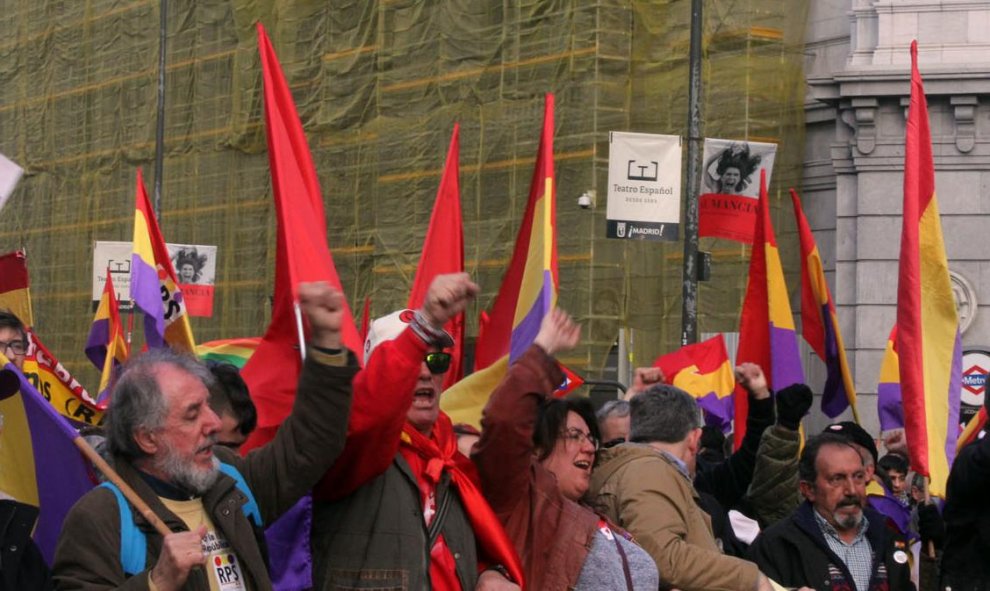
0,0,809,387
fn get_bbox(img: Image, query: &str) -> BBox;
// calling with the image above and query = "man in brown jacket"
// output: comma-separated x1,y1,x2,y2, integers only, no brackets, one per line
53,283,359,591
588,383,776,591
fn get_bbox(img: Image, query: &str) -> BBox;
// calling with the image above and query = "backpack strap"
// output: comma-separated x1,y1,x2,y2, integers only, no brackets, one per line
217,462,263,527
100,463,261,577
99,482,147,576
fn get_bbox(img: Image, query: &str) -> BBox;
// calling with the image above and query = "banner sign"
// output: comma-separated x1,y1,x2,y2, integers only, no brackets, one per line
606,131,682,241
698,139,777,243
960,348,990,431
93,241,217,317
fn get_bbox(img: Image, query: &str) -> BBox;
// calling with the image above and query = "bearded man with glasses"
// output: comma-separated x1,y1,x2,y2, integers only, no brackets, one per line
311,273,522,591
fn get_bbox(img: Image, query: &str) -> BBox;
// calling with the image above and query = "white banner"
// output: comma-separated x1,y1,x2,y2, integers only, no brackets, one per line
0,152,24,214
92,241,217,313
606,132,682,241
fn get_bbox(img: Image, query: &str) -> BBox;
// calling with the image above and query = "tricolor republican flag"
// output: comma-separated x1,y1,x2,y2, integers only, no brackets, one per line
85,271,130,406
877,326,904,432
441,93,558,428
896,41,962,496
129,169,196,352
733,170,804,448
791,189,859,421
654,334,735,426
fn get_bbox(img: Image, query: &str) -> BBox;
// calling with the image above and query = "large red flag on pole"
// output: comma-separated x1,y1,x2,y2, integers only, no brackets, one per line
896,41,962,496
241,23,362,452
407,124,464,387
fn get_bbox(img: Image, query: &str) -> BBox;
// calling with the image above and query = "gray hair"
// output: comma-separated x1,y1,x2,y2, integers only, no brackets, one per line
597,399,630,423
629,384,701,443
105,348,215,460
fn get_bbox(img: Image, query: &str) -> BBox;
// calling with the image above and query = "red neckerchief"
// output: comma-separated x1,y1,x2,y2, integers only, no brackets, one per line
400,413,525,588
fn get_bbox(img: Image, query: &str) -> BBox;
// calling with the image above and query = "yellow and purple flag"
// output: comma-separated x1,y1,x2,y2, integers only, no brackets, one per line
441,94,558,428
877,325,904,432
0,250,33,325
654,334,735,427
896,41,962,496
957,406,986,451
130,169,195,352
791,189,859,421
85,271,129,406
0,352,95,564
733,170,804,449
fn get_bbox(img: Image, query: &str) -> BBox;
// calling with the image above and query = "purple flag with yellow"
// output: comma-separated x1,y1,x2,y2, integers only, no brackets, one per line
441,94,558,428
733,170,804,448
877,325,904,432
0,353,94,564
85,271,129,406
130,169,195,352
896,42,962,496
791,189,859,421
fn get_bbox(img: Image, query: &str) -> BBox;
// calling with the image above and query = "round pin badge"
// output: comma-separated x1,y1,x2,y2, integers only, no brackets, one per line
893,550,908,564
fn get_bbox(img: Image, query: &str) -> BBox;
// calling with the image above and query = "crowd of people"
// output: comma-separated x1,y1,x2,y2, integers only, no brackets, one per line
1,272,988,591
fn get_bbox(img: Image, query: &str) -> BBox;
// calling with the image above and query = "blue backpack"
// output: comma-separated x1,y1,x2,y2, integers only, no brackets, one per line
101,462,263,576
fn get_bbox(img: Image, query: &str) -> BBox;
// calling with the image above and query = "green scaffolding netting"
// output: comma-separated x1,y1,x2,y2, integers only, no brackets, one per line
0,0,810,390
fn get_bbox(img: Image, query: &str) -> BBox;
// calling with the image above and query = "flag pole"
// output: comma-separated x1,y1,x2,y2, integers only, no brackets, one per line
72,436,172,538
680,0,704,346
293,301,307,362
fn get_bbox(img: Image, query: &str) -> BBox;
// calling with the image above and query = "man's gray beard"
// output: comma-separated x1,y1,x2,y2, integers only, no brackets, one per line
155,442,220,496
833,506,863,530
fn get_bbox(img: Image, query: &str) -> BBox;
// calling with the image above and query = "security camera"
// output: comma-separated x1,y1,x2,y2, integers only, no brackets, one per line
577,190,595,209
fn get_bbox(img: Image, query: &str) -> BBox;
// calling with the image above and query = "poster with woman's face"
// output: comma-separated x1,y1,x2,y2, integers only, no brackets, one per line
166,243,217,317
698,139,778,243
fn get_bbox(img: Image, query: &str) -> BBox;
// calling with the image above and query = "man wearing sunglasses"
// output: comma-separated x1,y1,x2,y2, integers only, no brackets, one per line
312,273,521,591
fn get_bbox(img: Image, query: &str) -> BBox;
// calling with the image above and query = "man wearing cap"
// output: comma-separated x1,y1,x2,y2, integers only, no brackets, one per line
311,273,521,591
748,433,914,591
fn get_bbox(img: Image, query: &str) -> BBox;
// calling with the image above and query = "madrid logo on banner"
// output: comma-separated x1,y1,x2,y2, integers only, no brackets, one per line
698,139,777,244
606,131,682,242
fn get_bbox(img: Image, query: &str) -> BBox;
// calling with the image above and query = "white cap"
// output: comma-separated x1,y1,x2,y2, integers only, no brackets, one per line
363,309,454,364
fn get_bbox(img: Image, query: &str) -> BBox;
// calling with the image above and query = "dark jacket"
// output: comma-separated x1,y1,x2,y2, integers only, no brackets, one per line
312,456,479,590
748,501,914,591
311,330,485,590
472,345,600,591
694,395,774,511
53,350,358,591
940,434,990,590
0,499,53,591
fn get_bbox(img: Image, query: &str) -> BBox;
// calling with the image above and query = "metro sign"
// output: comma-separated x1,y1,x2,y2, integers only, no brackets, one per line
962,364,988,396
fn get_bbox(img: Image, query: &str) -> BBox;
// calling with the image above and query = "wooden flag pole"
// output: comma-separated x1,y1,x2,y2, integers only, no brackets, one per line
72,436,172,538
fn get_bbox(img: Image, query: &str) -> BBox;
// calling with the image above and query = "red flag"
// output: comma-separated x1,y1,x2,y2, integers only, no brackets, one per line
359,296,371,345
242,23,362,452
554,364,585,398
407,125,464,387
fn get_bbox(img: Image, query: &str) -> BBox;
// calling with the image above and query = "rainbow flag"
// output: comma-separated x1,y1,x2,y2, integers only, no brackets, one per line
195,337,260,369
408,124,465,389
896,41,962,497
654,334,735,424
0,352,94,564
791,189,859,421
0,250,33,325
733,170,804,448
877,326,904,432
441,94,558,428
85,271,129,406
129,169,196,352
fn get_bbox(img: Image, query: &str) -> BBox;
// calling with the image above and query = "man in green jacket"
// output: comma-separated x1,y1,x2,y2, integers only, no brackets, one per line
53,282,359,591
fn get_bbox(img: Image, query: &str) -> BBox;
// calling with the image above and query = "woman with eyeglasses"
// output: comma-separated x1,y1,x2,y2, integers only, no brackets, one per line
473,308,659,591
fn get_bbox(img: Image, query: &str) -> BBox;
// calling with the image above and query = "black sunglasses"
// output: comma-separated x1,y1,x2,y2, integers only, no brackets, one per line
424,352,452,375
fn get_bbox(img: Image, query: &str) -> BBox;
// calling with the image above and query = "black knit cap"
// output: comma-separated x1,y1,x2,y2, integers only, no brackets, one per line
823,421,878,465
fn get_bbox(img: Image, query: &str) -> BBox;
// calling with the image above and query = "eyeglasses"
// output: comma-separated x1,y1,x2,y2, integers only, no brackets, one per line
561,427,599,451
424,352,452,375
0,340,27,356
